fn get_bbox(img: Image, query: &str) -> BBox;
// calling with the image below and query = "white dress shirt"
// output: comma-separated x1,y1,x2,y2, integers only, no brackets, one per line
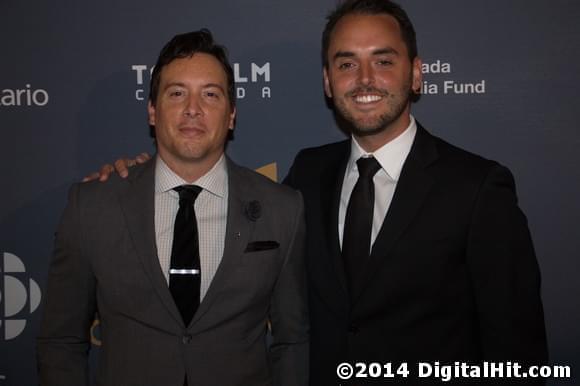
154,154,228,301
339,116,417,250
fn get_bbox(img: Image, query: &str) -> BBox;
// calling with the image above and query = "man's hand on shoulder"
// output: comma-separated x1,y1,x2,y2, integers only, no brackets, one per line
82,152,151,182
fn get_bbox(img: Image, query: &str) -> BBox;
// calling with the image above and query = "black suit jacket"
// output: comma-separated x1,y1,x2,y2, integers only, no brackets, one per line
284,124,547,385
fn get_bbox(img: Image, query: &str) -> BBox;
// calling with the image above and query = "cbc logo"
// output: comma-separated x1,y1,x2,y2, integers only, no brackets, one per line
1,252,41,340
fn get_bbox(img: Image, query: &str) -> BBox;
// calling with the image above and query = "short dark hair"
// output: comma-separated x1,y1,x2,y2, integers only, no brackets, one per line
321,0,418,67
149,29,235,109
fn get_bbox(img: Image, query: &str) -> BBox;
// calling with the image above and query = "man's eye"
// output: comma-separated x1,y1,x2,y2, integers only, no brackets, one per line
205,91,219,98
169,90,184,97
377,60,393,66
338,62,355,70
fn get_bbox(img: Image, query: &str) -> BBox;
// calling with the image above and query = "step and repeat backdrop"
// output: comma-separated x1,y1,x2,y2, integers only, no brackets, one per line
1,1,578,385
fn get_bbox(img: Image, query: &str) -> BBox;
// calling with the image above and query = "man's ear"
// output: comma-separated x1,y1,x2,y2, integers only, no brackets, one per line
147,100,156,126
412,57,423,93
228,107,236,130
323,67,333,98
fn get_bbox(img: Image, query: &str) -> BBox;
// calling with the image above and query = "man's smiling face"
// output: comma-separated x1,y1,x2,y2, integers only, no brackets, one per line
324,13,421,145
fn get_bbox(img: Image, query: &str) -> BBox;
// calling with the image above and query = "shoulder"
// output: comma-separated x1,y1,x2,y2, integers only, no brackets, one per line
227,159,301,203
73,160,152,204
421,126,504,177
283,139,350,187
419,125,516,193
227,160,304,232
292,139,350,166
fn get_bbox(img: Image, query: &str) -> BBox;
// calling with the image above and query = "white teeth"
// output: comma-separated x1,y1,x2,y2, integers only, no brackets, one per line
355,95,382,103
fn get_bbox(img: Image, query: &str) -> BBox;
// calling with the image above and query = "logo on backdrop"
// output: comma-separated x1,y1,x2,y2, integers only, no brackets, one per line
131,62,272,101
0,85,49,107
420,60,487,95
0,252,41,340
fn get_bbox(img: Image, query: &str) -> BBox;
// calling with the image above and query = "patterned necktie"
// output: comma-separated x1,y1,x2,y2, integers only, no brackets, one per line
169,185,202,325
342,156,381,296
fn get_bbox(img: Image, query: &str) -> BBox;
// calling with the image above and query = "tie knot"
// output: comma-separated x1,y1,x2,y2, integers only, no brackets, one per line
173,185,202,204
356,156,381,179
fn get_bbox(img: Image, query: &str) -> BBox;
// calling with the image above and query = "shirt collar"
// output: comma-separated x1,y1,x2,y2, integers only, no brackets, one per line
155,154,228,198
348,115,417,182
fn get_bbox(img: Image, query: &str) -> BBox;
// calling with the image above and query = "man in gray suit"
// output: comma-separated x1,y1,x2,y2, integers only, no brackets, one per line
37,29,308,386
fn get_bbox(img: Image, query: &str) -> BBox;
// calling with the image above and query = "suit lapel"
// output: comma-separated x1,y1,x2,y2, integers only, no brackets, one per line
190,158,255,326
352,125,439,304
319,145,350,298
118,158,184,326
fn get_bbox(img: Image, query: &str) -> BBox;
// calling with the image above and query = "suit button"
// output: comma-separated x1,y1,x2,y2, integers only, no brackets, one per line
348,323,359,334
182,334,192,344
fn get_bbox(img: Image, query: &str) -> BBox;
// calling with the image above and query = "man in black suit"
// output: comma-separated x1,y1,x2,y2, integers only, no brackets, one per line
91,1,548,384
283,0,547,384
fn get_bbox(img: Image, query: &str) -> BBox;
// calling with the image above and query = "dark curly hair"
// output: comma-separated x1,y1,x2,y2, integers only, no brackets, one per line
149,29,235,109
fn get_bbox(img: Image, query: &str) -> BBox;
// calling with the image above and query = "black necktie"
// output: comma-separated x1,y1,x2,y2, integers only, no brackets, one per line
342,156,381,296
169,185,202,326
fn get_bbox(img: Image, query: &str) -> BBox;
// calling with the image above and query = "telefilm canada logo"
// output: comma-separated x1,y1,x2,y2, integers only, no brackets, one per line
0,252,42,340
0,84,49,107
131,62,272,101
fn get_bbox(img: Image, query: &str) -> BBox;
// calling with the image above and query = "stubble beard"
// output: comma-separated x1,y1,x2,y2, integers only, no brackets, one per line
334,76,413,137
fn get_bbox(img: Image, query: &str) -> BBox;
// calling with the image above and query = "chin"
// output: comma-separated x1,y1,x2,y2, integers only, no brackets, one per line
181,150,209,162
351,125,387,137
350,117,388,134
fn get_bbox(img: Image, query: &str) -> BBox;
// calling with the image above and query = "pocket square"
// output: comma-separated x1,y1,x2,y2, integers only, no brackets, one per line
244,240,279,252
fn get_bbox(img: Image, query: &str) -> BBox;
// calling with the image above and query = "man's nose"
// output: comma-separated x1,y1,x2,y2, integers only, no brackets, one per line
183,95,202,117
357,61,375,86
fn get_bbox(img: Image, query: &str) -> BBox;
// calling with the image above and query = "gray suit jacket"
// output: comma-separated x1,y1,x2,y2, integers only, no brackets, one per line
37,157,309,386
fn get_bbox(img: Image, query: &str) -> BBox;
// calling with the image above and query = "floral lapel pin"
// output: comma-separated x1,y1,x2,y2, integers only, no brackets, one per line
244,200,261,221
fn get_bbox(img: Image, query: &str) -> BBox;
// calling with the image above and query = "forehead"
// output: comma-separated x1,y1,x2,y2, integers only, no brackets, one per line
159,53,228,86
327,13,407,56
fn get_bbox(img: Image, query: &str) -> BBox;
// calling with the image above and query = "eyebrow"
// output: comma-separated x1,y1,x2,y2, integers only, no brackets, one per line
332,47,400,61
163,82,187,90
163,82,226,93
372,48,399,56
202,83,226,93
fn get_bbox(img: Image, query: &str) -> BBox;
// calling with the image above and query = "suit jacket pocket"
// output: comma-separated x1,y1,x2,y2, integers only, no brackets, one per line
244,240,279,252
